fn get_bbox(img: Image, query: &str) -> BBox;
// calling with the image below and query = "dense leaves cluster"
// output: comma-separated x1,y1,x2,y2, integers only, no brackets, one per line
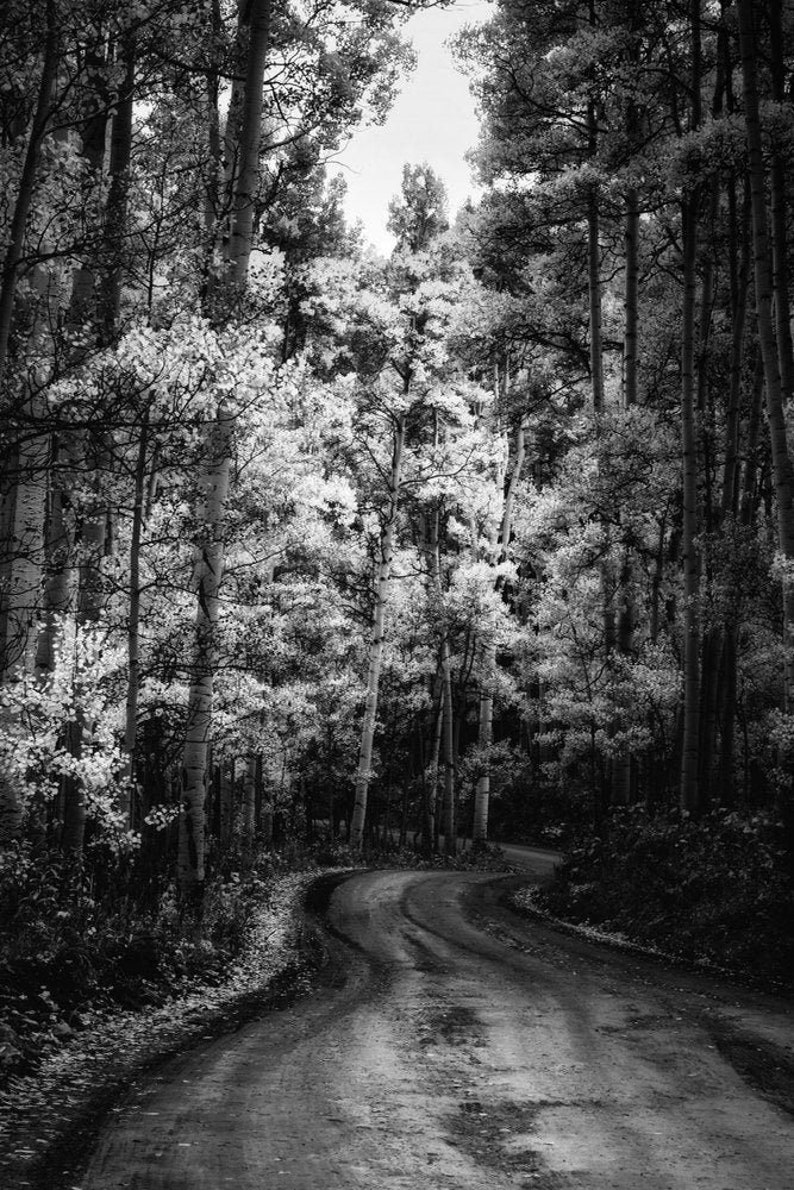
540,808,794,986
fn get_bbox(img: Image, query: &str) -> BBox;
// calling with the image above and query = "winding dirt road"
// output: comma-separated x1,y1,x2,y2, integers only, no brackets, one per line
82,857,794,1189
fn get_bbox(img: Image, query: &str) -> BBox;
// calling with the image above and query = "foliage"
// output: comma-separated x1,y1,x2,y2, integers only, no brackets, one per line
539,809,794,986
0,840,305,1076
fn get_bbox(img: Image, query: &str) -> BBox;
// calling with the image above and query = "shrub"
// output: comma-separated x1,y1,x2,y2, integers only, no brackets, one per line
540,807,794,984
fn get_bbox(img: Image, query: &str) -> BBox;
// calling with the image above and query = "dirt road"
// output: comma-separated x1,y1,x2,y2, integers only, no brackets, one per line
81,861,794,1189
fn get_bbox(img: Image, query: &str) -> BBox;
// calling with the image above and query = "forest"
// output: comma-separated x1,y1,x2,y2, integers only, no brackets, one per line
2,0,794,1087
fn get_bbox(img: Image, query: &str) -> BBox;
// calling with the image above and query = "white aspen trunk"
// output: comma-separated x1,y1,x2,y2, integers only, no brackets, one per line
0,435,46,679
242,755,256,846
34,447,75,679
474,413,525,844
178,408,233,897
427,500,457,858
226,0,271,283
120,413,148,819
177,0,269,893
350,413,405,851
440,635,456,856
431,699,443,854
473,685,493,844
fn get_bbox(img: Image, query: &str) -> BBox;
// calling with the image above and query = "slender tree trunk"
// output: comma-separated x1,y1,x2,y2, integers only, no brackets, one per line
0,0,58,385
738,0,794,707
679,0,704,814
768,0,794,405
473,414,525,843
34,444,74,677
586,0,603,414
242,756,256,856
177,1,270,893
425,497,458,858
440,637,456,856
178,407,233,899
612,177,641,808
431,697,443,854
587,184,604,415
98,36,135,345
227,0,271,283
350,414,406,851
623,188,640,409
680,192,701,814
721,180,751,521
0,426,47,680
121,411,149,817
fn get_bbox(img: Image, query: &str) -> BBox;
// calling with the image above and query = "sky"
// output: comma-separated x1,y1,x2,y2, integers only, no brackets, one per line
332,1,493,253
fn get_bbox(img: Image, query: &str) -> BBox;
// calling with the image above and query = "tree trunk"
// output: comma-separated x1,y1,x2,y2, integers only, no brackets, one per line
242,756,256,855
768,0,794,405
474,414,525,843
587,183,604,415
680,193,701,813
0,426,47,680
611,177,641,808
178,407,233,898
440,638,456,856
0,0,58,385
121,411,149,817
623,187,640,409
226,0,272,283
98,35,135,345
721,179,750,521
350,413,406,851
177,0,270,892
738,0,794,707
679,0,703,814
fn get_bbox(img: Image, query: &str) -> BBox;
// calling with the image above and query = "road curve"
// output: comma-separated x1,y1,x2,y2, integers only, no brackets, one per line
82,865,794,1189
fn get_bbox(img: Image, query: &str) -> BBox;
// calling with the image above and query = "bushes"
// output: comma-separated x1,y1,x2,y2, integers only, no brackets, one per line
540,807,794,985
0,843,289,1076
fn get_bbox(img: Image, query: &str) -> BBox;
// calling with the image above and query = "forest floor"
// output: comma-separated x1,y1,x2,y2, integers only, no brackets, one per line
0,852,790,1190
0,845,509,1189
3,852,793,1190
74,866,794,1189
0,870,323,1190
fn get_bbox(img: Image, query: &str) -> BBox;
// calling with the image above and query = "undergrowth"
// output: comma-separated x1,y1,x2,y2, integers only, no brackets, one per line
0,842,312,1078
0,834,507,1080
537,807,794,987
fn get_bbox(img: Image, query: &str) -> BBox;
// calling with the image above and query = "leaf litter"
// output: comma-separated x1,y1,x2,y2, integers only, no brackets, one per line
0,871,324,1190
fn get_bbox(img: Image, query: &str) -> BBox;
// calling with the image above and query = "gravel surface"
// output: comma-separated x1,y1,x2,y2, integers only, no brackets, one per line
68,860,794,1190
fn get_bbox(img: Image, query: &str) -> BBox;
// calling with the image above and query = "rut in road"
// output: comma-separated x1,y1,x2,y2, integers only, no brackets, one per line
80,866,794,1190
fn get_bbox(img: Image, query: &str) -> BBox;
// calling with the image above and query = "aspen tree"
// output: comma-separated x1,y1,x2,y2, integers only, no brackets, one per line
178,0,271,899
350,412,406,850
473,399,525,844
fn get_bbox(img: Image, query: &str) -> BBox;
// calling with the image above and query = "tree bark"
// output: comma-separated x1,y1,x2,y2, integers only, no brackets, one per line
226,0,272,283
121,411,149,818
0,0,58,385
737,0,794,707
473,413,525,843
350,413,406,851
178,407,233,898
680,191,701,814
